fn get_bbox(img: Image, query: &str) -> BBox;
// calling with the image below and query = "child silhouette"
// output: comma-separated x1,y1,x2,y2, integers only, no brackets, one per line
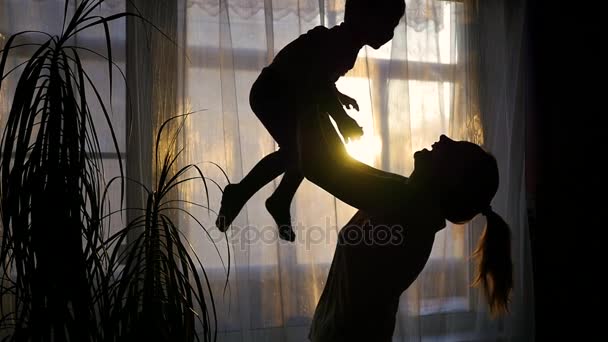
215,0,406,241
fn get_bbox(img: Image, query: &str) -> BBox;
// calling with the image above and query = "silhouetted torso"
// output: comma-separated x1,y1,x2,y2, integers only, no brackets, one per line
249,24,360,149
309,205,444,342
269,23,360,87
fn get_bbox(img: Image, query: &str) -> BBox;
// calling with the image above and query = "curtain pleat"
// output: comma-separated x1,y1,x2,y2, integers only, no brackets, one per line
0,0,534,340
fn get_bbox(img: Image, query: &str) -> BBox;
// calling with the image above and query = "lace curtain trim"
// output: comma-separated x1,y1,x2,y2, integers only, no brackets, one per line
187,0,444,31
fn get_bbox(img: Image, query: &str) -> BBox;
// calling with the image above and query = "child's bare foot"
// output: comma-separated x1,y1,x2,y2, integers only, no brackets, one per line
216,184,247,232
265,196,295,242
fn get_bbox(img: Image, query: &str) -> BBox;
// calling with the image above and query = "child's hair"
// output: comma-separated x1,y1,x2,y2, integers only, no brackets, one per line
472,208,514,316
344,0,406,23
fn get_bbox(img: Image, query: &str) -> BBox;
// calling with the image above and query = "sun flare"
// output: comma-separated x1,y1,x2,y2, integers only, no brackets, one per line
345,135,382,166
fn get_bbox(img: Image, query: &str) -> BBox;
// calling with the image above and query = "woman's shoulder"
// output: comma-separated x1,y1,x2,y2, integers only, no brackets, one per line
294,25,330,42
337,209,429,244
308,25,330,33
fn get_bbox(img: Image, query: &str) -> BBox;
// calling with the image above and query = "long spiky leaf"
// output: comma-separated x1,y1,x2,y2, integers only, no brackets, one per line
158,207,227,277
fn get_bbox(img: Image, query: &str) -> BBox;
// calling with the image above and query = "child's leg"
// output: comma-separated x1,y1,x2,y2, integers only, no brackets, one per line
265,168,303,242
238,150,286,196
216,150,286,231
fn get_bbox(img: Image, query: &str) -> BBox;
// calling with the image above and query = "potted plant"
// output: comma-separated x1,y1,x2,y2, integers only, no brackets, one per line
102,114,223,341
0,1,225,340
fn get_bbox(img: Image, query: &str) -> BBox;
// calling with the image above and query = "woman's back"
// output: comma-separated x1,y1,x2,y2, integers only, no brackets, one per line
309,210,437,342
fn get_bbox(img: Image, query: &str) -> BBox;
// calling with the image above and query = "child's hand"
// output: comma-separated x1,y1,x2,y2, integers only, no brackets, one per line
337,116,364,142
338,93,359,111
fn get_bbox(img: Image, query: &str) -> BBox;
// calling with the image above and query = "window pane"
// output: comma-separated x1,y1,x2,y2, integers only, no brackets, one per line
182,1,465,273
0,0,66,34
405,0,457,64
101,158,127,238
84,58,127,154
0,1,127,154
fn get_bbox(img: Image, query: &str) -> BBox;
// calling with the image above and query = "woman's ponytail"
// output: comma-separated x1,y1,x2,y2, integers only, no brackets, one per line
472,208,513,316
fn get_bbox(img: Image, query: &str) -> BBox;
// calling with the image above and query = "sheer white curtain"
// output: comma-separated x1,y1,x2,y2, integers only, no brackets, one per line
0,0,534,340
182,0,533,341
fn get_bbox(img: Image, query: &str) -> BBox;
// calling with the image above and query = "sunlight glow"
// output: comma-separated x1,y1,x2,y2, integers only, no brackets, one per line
345,135,382,166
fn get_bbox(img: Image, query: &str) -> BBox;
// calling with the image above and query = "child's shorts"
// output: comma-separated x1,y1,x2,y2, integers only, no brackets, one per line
249,67,314,151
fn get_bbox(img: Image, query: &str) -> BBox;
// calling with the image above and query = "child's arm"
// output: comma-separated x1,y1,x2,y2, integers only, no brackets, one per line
320,85,363,141
336,89,359,111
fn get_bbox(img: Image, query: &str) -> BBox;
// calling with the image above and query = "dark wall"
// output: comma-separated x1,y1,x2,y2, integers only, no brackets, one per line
526,0,601,339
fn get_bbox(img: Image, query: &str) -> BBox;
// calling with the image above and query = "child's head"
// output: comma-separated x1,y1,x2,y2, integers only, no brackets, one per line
344,0,405,49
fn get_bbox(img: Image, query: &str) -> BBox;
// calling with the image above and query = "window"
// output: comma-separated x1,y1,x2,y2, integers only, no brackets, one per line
185,0,462,244
0,0,128,244
182,0,474,320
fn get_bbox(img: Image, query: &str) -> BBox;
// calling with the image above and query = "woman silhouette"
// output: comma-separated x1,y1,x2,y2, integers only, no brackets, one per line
306,134,513,341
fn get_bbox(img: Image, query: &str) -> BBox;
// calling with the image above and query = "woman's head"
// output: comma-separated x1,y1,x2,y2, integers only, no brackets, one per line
414,134,513,315
414,134,498,222
344,0,405,49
